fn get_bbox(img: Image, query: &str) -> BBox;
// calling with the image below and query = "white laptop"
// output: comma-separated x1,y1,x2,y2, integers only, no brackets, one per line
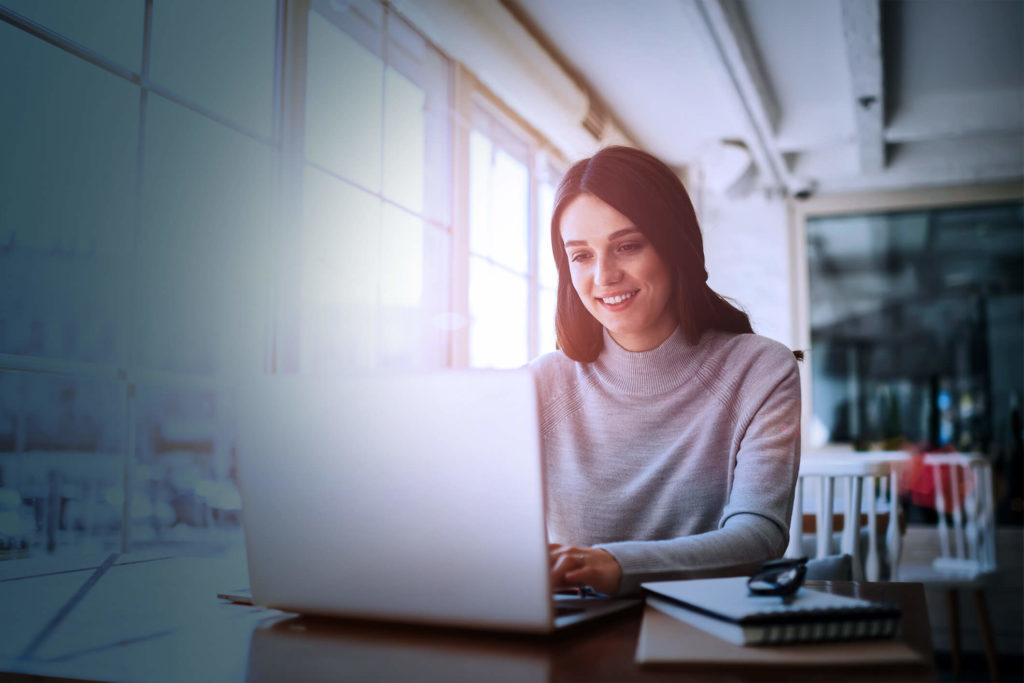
233,369,639,633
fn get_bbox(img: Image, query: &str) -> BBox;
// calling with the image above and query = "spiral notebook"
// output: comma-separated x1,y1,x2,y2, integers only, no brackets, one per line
641,576,902,646
635,605,923,667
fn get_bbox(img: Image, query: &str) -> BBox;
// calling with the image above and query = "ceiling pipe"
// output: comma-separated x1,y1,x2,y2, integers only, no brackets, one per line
694,0,790,196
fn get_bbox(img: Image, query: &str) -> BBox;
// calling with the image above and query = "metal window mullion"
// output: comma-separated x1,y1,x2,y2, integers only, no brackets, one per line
0,353,121,380
120,377,136,554
0,6,141,84
304,159,448,233
0,5,274,149
375,8,390,369
449,65,473,368
275,0,310,373
266,0,288,374
141,80,277,147
119,0,155,555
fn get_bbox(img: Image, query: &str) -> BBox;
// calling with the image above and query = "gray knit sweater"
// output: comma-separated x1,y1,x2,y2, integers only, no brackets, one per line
529,327,801,595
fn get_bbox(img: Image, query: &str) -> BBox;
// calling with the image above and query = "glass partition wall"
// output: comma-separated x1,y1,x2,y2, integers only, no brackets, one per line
0,0,567,560
0,0,280,559
806,201,1023,523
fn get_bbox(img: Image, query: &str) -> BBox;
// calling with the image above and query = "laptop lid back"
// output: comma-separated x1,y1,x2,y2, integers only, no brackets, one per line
235,369,554,631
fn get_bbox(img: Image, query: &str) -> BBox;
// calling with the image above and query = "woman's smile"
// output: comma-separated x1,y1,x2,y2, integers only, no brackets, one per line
597,289,640,311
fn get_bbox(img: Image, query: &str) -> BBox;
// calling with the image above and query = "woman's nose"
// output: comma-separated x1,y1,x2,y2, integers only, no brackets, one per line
594,255,622,286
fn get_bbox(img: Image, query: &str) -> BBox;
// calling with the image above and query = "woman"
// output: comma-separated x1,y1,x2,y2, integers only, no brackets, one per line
530,146,801,597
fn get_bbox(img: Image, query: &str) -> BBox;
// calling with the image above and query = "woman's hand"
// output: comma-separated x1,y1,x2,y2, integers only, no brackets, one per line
549,543,623,596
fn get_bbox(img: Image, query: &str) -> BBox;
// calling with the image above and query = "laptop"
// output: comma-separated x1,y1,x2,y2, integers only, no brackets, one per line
233,369,639,633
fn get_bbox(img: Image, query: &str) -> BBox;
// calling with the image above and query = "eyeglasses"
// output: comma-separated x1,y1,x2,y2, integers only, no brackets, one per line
747,557,808,602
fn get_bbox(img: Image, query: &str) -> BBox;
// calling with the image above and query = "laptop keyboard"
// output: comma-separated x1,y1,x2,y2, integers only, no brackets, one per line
555,604,585,616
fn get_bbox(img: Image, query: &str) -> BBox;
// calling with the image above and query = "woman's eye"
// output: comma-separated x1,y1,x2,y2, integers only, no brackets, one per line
618,242,642,253
570,252,591,263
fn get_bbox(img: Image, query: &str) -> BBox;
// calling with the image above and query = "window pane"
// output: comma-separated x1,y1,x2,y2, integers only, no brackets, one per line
300,167,381,373
380,212,449,369
310,0,383,55
469,258,528,368
0,22,138,364
492,149,530,271
305,10,383,190
2,0,144,72
381,205,423,309
138,95,275,376
538,180,559,289
469,132,530,273
0,372,125,558
149,0,277,139
382,10,451,225
382,68,425,212
132,383,240,554
807,203,1023,458
539,287,557,357
421,225,452,367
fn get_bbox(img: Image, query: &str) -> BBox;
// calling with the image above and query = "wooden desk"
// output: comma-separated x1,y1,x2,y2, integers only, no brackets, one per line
0,550,935,682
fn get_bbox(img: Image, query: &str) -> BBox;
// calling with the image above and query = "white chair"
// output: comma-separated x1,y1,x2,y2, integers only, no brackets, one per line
896,452,998,680
786,453,905,582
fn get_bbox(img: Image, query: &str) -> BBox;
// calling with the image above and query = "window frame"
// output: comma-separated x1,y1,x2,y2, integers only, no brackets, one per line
450,67,567,367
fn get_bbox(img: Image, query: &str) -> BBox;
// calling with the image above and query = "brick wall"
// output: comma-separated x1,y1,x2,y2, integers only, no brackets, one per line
698,191,795,349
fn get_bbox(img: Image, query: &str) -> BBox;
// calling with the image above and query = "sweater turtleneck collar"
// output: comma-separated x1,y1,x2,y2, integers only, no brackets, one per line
592,326,708,396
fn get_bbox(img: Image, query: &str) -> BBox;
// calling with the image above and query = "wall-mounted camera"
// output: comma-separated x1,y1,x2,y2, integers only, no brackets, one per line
790,178,818,201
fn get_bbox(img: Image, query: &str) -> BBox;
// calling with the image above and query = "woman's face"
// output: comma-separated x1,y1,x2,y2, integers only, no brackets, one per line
560,193,677,352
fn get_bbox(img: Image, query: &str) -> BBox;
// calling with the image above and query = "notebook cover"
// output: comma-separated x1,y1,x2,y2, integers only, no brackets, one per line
641,576,900,625
635,604,924,666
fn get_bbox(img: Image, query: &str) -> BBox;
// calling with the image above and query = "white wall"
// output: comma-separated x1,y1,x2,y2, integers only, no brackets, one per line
699,189,795,350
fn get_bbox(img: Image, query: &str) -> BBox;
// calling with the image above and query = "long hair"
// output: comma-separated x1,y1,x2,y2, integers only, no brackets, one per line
551,146,756,363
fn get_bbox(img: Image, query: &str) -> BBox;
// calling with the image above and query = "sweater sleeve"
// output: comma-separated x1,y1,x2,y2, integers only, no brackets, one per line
595,351,802,596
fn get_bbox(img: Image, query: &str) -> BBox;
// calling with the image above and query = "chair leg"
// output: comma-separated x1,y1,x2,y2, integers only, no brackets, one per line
972,589,999,683
946,589,962,676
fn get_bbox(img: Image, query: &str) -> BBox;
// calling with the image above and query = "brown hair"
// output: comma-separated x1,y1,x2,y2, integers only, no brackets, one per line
551,146,759,363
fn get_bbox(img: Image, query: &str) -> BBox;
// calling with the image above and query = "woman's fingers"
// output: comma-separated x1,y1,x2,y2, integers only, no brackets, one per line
564,548,622,596
548,545,622,595
549,545,587,589
551,550,585,574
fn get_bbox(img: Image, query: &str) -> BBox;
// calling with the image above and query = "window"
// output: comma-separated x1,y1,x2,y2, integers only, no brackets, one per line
468,109,530,368
805,200,1023,522
296,1,452,373
465,101,563,368
807,202,1023,454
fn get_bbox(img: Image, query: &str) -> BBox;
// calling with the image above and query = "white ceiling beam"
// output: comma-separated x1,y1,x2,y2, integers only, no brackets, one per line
693,0,789,192
795,128,1024,193
775,134,857,155
886,89,1024,143
840,0,885,173
814,161,1024,194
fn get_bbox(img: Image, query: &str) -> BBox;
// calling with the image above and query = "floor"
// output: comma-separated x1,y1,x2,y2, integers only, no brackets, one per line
934,651,1024,682
901,528,1019,671
903,524,1024,683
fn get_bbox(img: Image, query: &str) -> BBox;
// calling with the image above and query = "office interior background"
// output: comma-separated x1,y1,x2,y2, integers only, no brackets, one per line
0,0,1021,650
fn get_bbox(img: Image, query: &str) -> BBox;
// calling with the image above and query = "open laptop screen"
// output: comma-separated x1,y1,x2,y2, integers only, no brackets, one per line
235,370,557,631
